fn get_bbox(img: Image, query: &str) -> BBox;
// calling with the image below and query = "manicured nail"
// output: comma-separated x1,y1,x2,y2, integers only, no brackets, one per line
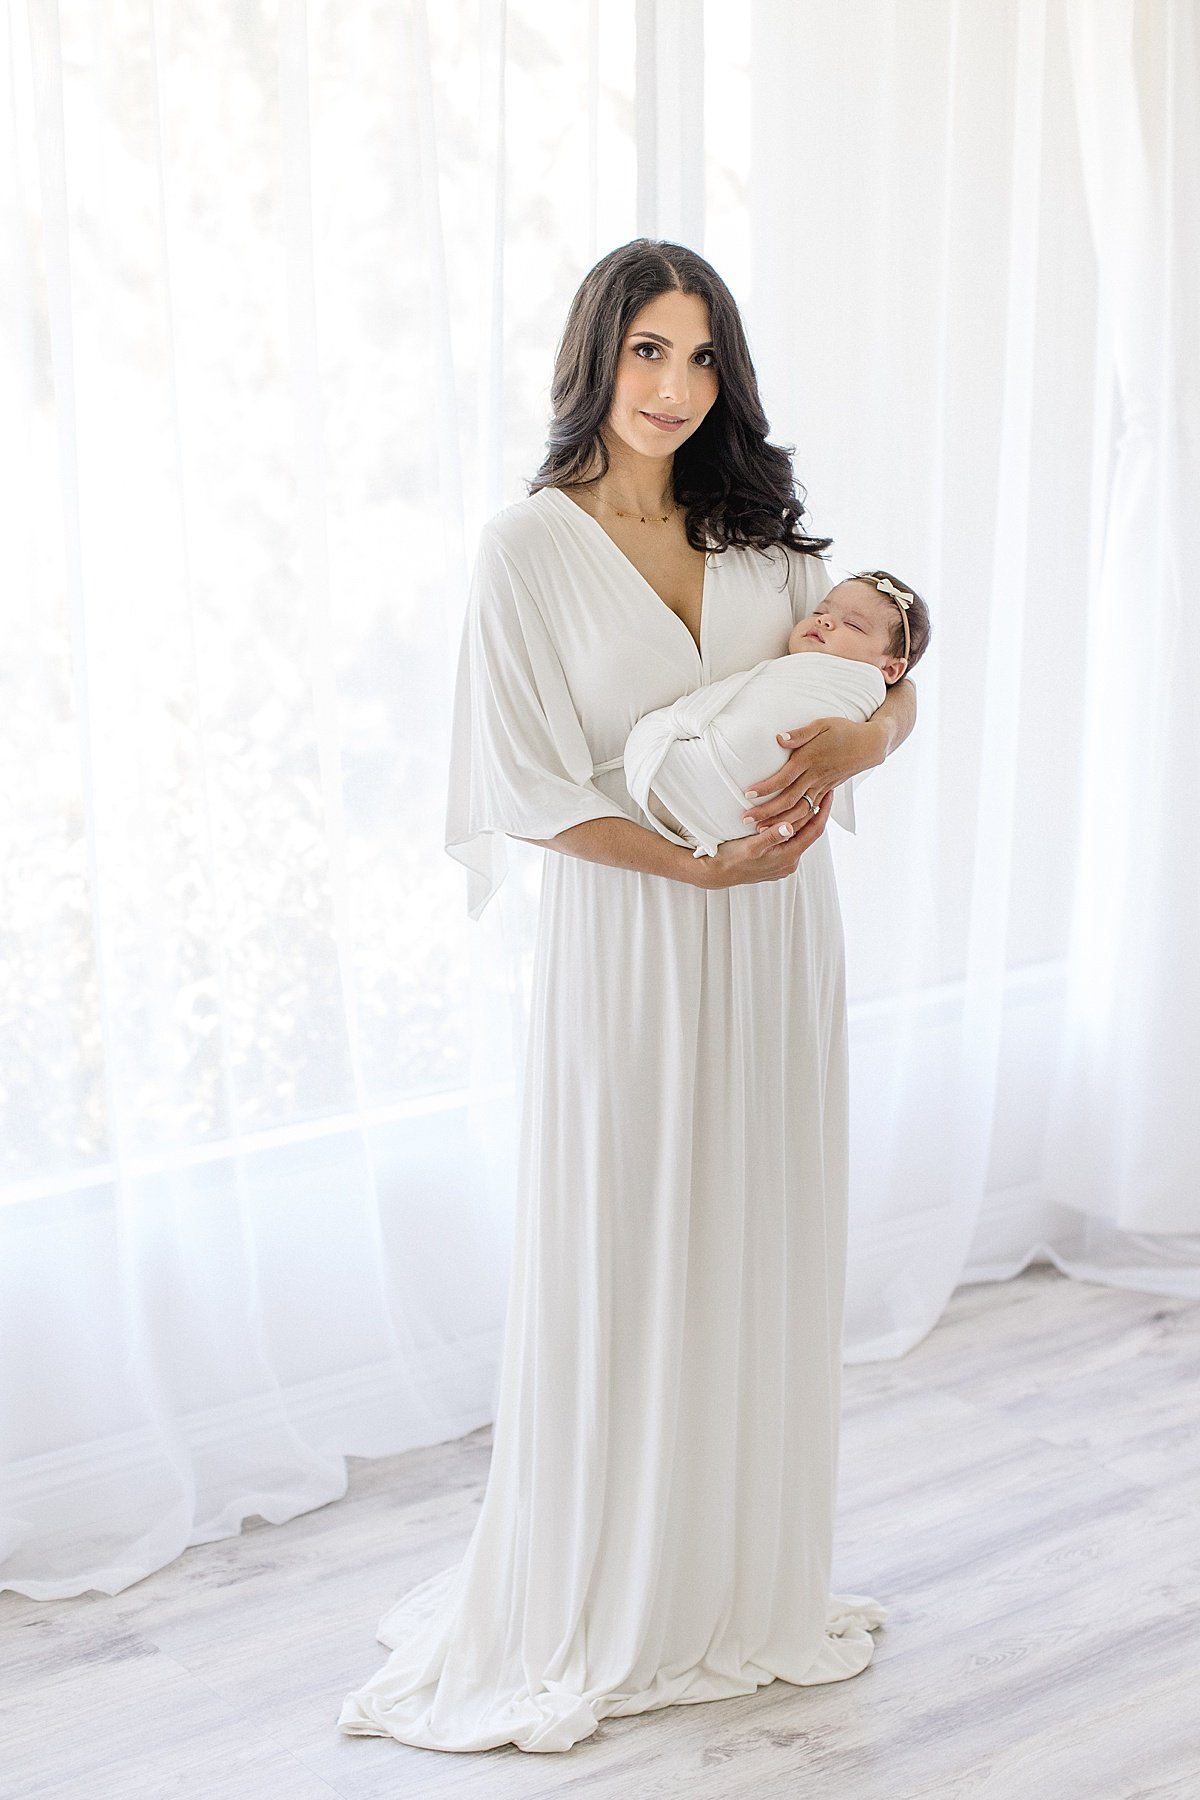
778,822,793,838
744,789,758,800
779,733,791,743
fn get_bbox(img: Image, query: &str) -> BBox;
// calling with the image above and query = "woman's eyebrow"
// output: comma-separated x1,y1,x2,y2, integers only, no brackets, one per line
629,330,716,352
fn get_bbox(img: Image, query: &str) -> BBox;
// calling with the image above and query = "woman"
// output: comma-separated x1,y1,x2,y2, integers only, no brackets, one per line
338,240,916,1755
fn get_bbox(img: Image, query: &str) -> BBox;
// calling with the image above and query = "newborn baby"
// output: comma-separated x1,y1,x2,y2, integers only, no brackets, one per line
624,569,931,857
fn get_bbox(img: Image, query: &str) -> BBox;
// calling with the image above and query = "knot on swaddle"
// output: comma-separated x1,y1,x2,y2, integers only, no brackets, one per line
665,686,720,742
621,668,765,854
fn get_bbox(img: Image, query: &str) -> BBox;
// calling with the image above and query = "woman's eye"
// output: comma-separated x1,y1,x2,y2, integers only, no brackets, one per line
694,350,715,367
633,343,660,359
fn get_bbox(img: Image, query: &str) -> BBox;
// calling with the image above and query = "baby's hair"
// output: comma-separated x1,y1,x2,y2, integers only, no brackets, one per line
851,568,931,674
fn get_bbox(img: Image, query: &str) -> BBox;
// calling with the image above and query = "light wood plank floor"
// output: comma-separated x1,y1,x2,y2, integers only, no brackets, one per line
3,1264,1198,1799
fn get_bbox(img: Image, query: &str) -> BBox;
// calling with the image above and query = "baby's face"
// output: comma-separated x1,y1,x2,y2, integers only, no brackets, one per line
787,579,908,684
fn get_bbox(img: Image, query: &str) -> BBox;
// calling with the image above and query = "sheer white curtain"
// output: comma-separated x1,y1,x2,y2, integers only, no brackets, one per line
2,0,1196,1600
0,0,635,1598
1042,0,1200,1247
727,0,1200,1355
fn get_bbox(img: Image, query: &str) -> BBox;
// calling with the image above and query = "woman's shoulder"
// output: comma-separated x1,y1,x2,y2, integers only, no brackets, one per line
765,540,833,616
718,536,830,608
468,491,576,621
475,488,565,561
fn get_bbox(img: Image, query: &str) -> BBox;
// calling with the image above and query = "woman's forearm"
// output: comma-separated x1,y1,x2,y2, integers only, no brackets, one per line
868,674,917,765
514,817,706,884
514,803,831,891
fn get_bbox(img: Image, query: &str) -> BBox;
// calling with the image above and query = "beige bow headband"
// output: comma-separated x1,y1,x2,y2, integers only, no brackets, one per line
860,574,913,661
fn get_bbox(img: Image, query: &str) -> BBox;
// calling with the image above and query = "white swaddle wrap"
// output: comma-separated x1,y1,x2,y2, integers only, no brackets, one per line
623,653,886,857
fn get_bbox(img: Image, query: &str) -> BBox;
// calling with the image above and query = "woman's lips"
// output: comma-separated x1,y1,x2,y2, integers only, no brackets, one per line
641,411,686,431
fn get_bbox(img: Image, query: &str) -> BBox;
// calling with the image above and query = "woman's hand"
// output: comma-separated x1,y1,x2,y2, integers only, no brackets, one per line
695,789,834,888
738,715,886,835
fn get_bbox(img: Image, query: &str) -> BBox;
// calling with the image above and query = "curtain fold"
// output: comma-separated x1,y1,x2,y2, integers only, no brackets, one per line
2,0,1197,1599
1041,0,1200,1239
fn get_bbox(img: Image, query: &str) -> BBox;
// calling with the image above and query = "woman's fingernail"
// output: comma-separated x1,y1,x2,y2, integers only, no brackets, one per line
778,822,793,838
779,733,791,743
744,789,758,800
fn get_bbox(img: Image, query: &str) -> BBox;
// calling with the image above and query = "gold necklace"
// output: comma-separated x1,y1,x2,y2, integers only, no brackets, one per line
593,490,677,525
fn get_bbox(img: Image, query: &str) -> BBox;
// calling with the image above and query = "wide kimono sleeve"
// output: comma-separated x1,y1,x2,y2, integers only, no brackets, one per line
444,518,632,920
784,547,868,835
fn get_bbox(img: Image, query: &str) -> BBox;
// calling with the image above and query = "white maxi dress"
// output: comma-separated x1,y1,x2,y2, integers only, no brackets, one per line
337,484,886,1754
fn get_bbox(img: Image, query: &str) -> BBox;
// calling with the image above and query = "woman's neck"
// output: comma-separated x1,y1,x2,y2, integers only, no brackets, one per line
583,439,675,518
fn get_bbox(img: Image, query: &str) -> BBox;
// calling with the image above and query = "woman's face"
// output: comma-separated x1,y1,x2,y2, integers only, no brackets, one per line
603,289,720,462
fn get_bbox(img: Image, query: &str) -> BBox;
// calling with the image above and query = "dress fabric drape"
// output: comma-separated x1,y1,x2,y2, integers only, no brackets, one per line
337,487,885,1752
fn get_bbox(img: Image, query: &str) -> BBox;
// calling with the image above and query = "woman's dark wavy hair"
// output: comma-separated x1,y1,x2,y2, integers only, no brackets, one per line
528,239,831,558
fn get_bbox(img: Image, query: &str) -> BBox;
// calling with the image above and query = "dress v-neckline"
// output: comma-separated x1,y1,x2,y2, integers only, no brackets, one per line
546,485,709,664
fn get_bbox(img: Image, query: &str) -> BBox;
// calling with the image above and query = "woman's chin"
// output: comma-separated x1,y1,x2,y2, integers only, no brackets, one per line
609,419,688,459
